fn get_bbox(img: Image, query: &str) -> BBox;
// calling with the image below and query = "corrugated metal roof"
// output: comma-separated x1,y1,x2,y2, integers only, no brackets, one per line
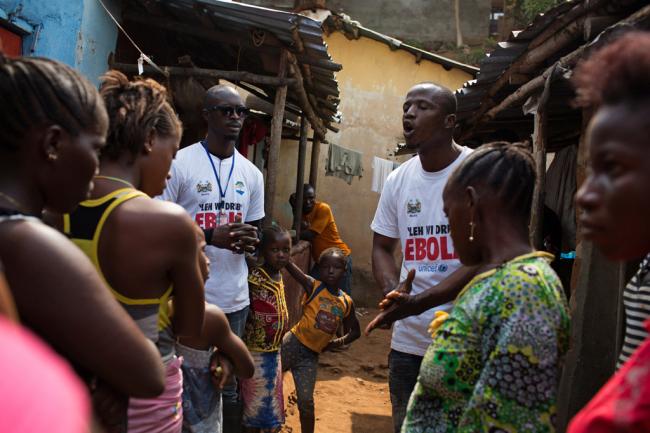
122,0,340,134
456,1,583,124
455,0,649,148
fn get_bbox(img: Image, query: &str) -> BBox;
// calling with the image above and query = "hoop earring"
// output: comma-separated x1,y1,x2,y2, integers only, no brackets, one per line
469,221,475,242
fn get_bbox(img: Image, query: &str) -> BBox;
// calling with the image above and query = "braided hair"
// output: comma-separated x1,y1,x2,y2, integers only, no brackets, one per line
446,142,536,221
0,53,107,150
99,70,181,161
260,224,290,251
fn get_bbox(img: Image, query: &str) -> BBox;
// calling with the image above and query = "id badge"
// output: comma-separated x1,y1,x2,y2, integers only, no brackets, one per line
216,210,228,227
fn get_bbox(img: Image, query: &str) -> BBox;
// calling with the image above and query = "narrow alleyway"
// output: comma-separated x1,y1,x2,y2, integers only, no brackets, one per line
282,308,393,433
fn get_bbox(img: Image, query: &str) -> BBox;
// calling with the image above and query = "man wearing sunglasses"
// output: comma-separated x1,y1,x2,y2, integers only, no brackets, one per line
159,84,264,433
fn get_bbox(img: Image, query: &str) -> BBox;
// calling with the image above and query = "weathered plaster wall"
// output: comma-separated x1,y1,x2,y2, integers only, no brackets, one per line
272,32,472,301
77,0,120,84
244,0,491,46
0,0,119,84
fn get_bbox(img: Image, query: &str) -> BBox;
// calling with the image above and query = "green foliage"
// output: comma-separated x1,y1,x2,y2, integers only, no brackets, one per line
520,0,565,23
435,37,499,67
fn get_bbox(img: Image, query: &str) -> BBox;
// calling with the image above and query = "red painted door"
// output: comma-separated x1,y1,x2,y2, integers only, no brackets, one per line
0,26,22,57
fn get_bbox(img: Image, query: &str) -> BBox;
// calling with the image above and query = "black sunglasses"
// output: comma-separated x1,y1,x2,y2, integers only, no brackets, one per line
204,105,250,117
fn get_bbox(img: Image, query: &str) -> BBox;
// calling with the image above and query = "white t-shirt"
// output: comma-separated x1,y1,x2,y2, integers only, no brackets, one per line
371,147,472,356
159,142,265,313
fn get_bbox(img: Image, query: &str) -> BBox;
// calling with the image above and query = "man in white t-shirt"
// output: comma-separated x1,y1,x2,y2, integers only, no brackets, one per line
369,83,478,433
159,85,263,433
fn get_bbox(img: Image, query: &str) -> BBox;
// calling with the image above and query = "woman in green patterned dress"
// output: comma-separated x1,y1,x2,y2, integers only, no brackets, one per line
401,142,570,433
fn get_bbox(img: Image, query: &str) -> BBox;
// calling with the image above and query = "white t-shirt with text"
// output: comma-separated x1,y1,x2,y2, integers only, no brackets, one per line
159,142,265,313
371,147,472,356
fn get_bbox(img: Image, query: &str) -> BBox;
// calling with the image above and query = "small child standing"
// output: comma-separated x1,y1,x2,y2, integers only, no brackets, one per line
177,304,255,433
282,247,361,433
177,226,255,433
241,226,292,433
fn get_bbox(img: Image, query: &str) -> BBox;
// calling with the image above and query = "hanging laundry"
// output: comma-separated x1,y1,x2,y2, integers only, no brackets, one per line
239,117,269,158
325,143,363,185
371,156,397,193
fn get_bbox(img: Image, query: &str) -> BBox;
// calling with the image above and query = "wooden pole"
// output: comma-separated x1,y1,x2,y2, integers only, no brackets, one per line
529,66,555,249
556,108,624,430
286,52,328,139
308,136,321,192
293,116,309,239
110,62,297,87
264,50,289,225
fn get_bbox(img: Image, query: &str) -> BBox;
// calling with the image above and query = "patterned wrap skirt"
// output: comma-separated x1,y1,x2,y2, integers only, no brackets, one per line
240,350,284,429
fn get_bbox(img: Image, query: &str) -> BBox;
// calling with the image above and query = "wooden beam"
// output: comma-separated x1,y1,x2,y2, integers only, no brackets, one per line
527,0,610,50
309,136,321,190
264,50,289,225
518,16,584,73
286,52,328,139
583,15,624,40
461,0,631,135
509,73,531,85
463,2,650,141
529,66,555,249
293,116,309,239
238,81,302,117
110,62,297,87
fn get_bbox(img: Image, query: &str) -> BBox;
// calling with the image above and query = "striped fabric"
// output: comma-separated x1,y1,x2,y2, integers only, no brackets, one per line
617,254,650,368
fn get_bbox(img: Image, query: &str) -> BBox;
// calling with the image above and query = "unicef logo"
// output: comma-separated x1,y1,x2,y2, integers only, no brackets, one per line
439,264,448,272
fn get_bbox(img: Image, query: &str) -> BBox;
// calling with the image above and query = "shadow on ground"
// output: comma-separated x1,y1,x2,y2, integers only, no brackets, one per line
351,412,393,433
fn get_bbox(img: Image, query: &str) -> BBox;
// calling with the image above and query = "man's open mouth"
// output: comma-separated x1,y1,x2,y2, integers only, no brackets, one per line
403,121,415,137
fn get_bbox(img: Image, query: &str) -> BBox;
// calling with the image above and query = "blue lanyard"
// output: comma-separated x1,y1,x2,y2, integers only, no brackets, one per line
201,141,235,206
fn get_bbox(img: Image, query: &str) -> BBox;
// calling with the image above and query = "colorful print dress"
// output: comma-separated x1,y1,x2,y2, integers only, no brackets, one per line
243,267,289,352
241,267,289,429
402,252,570,433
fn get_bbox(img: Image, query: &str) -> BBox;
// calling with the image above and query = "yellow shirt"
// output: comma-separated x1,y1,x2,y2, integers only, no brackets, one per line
63,188,175,361
303,201,351,261
291,280,353,353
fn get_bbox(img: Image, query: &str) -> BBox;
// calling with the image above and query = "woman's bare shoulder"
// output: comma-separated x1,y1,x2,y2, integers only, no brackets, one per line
117,197,198,244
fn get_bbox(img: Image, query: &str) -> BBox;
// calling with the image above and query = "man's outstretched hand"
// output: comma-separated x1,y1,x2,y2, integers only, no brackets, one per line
365,269,417,336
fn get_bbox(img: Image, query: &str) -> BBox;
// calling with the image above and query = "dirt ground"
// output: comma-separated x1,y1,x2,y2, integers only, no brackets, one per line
281,308,393,433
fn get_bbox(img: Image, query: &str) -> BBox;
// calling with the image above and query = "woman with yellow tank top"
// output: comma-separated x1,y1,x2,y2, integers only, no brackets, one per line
1,54,168,432
63,71,205,433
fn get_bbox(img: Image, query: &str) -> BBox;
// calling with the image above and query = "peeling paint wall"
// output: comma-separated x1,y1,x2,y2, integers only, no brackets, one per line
0,0,119,85
77,0,120,84
272,32,472,300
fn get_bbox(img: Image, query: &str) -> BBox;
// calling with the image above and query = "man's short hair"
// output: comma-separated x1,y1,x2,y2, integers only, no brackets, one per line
417,82,457,116
203,84,239,109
